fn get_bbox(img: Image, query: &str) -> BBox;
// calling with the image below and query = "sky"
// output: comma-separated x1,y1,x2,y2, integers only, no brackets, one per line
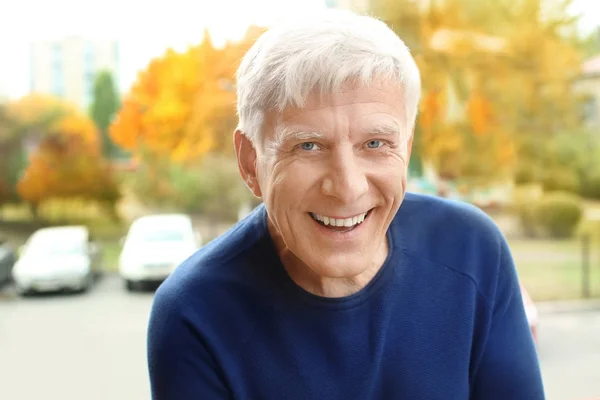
0,0,329,99
0,0,598,100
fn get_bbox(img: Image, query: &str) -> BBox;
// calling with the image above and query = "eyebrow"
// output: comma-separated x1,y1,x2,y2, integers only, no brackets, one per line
367,121,403,137
274,127,324,146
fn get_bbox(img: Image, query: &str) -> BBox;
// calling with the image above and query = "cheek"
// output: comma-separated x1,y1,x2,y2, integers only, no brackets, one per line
382,175,406,197
370,160,408,197
263,160,314,205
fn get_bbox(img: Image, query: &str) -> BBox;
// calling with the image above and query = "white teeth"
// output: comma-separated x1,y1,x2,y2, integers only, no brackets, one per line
311,211,369,228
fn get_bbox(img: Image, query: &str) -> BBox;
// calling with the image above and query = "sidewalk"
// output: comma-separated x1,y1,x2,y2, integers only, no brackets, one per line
536,298,600,314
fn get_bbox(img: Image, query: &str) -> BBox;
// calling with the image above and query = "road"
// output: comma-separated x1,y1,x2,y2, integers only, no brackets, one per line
0,275,599,400
0,276,153,400
537,308,600,400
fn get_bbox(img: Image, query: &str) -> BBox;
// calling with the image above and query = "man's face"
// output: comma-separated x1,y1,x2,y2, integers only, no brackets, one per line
236,82,413,280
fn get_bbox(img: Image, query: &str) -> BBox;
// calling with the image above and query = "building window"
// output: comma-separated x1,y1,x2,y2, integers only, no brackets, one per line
51,43,64,97
83,42,95,106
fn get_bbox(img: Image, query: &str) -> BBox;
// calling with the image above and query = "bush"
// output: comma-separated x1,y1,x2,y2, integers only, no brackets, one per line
169,154,254,222
541,168,580,194
580,169,600,200
516,200,538,237
512,185,543,237
127,154,255,223
534,192,583,238
514,163,538,185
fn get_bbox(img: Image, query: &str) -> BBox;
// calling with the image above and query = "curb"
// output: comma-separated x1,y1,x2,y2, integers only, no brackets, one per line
536,299,600,314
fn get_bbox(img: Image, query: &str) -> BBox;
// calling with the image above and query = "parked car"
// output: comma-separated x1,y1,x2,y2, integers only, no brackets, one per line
118,214,201,291
12,226,102,295
521,285,538,344
0,236,16,287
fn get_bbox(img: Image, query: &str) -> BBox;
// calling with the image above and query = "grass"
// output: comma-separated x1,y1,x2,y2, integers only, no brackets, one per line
509,238,600,301
100,240,122,272
494,189,600,301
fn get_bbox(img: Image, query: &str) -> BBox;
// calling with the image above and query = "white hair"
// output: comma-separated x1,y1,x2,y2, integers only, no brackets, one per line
235,9,422,143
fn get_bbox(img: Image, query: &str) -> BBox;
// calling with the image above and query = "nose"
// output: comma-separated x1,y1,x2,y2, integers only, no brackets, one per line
321,146,369,204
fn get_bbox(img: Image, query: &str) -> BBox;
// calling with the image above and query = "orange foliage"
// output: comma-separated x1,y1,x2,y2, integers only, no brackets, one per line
9,94,118,205
110,27,264,162
7,94,68,126
376,0,582,183
467,91,493,136
419,89,445,130
51,114,99,149
17,137,115,204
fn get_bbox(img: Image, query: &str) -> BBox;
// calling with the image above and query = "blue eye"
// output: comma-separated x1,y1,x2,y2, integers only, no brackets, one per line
367,140,383,149
300,142,318,151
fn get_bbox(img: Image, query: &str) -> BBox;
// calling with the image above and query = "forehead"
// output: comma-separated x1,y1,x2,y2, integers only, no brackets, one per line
266,82,406,141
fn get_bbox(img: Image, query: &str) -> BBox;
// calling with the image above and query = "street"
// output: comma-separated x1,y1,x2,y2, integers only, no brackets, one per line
0,276,152,400
537,307,600,400
0,275,599,400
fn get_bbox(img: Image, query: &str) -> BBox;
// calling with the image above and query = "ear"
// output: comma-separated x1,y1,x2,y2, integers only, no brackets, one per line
406,129,415,162
234,129,262,198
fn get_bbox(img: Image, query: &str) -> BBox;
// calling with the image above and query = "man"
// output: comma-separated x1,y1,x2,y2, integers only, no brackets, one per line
147,10,545,400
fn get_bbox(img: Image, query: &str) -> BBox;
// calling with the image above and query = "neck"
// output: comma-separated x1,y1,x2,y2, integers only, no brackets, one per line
268,220,389,298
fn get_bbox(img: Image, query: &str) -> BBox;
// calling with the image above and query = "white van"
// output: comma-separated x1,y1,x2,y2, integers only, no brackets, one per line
119,214,201,291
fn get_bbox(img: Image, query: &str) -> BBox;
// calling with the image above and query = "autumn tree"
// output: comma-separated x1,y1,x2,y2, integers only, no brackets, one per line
369,0,584,185
110,28,263,163
109,27,264,218
7,95,121,217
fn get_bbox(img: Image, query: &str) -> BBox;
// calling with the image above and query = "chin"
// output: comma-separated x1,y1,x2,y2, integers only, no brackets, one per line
306,253,373,279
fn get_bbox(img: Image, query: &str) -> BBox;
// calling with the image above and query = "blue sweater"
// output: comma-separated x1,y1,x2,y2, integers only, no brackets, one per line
147,193,545,399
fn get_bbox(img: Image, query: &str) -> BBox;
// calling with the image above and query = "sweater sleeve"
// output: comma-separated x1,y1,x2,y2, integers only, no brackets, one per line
147,288,231,400
470,238,545,400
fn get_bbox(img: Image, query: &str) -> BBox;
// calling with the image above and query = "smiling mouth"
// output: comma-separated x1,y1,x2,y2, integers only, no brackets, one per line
309,209,373,232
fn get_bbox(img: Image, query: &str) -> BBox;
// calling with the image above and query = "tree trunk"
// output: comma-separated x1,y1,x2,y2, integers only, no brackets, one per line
29,202,40,220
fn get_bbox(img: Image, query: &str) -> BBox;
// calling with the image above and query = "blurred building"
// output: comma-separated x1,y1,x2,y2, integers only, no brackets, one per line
579,54,600,129
0,84,8,103
30,37,119,109
324,0,369,13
